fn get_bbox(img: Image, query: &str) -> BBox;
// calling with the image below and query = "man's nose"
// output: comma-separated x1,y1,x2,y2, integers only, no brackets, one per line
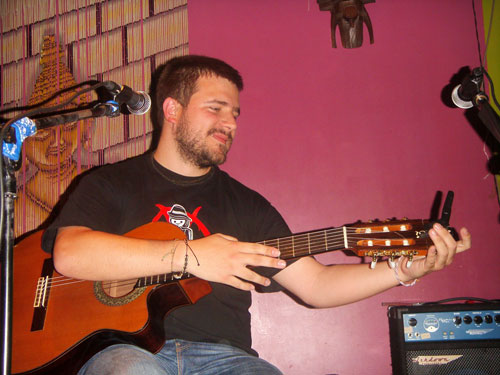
221,112,237,131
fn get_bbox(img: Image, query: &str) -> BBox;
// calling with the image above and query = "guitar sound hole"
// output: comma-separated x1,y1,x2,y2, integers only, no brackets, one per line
93,280,146,306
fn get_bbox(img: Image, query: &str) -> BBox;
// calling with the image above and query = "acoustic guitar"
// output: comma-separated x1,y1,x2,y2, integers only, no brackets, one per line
12,218,438,374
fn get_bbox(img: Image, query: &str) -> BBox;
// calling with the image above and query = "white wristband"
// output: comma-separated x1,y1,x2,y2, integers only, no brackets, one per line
392,257,418,287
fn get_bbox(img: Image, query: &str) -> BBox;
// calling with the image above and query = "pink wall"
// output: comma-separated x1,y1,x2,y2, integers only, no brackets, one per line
188,1,500,373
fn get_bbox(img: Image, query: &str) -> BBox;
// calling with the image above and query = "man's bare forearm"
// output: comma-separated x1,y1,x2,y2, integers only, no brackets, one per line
53,226,183,281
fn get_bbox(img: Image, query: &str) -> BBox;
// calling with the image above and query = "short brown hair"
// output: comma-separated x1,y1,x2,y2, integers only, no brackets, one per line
149,55,243,131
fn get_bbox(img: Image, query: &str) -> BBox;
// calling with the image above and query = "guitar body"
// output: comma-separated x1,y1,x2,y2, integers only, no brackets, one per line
12,222,212,375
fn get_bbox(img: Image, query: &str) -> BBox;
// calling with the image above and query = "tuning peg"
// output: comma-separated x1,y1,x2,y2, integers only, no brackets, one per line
370,256,379,269
406,254,413,268
388,256,396,269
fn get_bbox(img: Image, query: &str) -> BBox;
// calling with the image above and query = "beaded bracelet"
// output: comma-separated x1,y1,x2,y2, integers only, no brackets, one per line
392,257,418,287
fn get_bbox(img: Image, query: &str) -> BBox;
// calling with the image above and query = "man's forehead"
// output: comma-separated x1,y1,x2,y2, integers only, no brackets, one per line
192,76,240,106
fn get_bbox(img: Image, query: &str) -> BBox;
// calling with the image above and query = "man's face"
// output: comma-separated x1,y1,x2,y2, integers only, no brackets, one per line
174,75,240,168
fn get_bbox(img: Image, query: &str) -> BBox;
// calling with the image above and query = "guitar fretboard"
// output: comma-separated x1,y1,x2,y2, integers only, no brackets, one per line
136,274,174,288
260,227,347,260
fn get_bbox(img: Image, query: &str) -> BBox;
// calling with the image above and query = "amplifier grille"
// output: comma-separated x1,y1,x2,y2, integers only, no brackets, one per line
405,347,500,375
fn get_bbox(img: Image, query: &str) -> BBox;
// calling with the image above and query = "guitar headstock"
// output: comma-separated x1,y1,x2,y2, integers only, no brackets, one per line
345,218,439,268
347,191,455,268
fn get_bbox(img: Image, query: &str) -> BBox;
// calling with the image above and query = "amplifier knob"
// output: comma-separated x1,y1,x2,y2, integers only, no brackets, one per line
484,315,493,324
474,315,483,324
495,315,500,324
408,318,418,327
463,315,472,324
453,316,462,325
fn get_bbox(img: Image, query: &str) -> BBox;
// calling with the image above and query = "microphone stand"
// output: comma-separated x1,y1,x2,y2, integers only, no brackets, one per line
456,67,500,145
1,158,17,375
474,94,500,145
0,102,118,375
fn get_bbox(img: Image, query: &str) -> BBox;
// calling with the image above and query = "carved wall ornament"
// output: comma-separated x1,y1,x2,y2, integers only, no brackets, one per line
317,0,375,49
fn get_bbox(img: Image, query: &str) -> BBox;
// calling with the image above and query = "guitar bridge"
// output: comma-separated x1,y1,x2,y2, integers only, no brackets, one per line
31,258,54,331
34,276,49,308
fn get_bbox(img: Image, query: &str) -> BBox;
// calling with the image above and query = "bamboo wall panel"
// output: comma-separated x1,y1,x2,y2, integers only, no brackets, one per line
0,0,189,237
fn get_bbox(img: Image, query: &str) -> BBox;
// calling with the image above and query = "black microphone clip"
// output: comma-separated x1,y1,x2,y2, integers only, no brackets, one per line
451,67,486,109
101,81,151,115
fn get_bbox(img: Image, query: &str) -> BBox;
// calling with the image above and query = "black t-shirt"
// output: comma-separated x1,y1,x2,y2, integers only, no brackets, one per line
42,153,292,356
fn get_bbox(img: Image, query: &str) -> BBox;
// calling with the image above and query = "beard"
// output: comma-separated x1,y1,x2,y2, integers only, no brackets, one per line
174,114,233,168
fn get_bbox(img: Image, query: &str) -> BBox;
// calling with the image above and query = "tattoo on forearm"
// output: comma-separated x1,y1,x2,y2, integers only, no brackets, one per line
161,239,179,278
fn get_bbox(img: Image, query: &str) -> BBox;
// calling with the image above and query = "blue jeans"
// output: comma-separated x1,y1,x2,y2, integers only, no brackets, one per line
77,339,283,375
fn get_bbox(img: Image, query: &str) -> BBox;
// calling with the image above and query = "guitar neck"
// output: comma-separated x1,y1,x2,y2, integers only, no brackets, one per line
259,227,346,260
136,219,430,287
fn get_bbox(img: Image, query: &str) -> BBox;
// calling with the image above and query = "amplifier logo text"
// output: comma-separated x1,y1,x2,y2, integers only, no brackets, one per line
412,355,463,366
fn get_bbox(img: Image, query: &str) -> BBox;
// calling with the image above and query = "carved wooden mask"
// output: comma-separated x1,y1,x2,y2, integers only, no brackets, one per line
318,0,375,49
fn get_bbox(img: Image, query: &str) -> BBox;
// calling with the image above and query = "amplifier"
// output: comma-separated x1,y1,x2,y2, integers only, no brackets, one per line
388,302,500,375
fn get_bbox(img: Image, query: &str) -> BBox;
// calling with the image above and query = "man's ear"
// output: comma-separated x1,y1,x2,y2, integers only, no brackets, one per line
162,97,182,125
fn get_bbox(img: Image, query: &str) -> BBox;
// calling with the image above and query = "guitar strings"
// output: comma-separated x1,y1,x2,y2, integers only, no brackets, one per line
38,226,416,292
42,276,142,291
45,277,126,290
262,227,415,258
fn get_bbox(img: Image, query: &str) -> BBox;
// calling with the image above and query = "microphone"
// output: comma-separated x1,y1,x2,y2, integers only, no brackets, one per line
2,99,131,162
102,81,151,115
451,67,484,109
